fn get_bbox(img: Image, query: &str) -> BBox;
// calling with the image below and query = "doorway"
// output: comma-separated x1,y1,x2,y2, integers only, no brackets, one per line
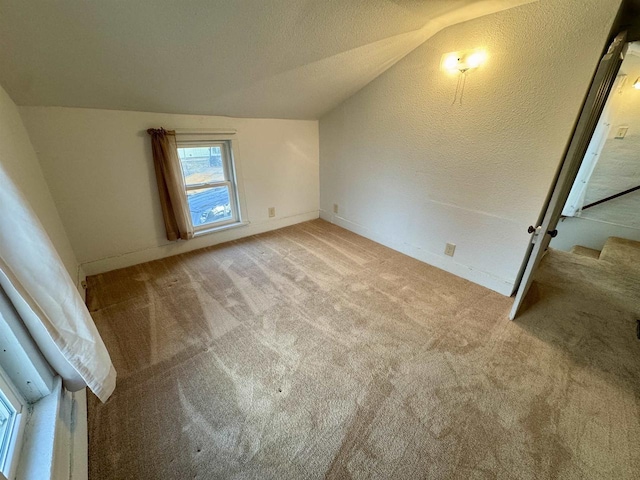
553,42,640,253
510,31,628,319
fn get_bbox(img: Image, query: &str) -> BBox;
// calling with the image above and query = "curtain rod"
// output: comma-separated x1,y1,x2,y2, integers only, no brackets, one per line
174,128,237,135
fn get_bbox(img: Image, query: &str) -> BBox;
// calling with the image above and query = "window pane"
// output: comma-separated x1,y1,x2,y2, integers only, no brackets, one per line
0,393,16,465
187,186,232,226
177,146,225,185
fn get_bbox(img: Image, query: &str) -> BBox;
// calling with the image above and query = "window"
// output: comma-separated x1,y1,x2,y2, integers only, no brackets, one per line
176,141,242,232
0,369,25,479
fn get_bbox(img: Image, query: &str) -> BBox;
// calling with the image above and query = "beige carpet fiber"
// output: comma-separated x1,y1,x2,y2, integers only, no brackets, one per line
86,220,640,479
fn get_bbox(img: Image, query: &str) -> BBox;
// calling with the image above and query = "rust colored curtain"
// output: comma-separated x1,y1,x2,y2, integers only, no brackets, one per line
147,128,194,240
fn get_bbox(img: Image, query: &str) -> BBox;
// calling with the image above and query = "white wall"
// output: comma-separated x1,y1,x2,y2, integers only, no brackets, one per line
0,84,81,285
607,50,640,137
556,50,640,246
19,107,319,274
1,83,89,480
583,52,640,206
319,0,621,295
552,216,640,252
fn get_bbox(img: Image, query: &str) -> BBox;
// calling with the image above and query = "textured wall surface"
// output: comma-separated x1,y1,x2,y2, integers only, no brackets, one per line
319,0,621,294
581,135,640,229
20,107,319,274
0,0,531,119
579,51,640,229
552,216,640,252
0,84,79,283
556,49,640,249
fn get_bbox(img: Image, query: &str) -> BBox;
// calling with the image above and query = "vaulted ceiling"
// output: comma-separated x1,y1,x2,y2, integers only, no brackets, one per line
0,0,533,119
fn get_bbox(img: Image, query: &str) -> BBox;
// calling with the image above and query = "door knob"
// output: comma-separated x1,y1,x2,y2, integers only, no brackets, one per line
528,226,558,237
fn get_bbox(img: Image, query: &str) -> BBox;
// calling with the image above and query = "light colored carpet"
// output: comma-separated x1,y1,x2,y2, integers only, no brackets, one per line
86,219,640,479
569,244,600,259
600,236,640,266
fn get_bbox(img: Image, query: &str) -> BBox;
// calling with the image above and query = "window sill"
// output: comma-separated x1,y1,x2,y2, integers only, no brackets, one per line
16,378,86,480
193,220,249,238
15,378,61,480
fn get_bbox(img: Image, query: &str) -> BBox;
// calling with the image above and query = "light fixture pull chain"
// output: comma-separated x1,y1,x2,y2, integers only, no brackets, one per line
452,70,469,105
452,72,462,105
459,70,467,105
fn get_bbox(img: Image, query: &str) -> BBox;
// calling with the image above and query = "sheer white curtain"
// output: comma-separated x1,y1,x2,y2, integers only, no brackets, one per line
0,164,115,402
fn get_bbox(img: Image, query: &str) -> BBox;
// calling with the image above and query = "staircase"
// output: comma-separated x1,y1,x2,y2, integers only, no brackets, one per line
557,236,640,324
570,237,640,267
569,245,600,259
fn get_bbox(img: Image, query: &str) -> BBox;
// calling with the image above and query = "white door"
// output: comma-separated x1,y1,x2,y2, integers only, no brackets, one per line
562,106,611,216
562,72,629,217
509,31,627,320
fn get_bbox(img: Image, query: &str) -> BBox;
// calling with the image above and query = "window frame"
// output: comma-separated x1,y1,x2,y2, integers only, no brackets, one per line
0,368,26,480
176,139,244,234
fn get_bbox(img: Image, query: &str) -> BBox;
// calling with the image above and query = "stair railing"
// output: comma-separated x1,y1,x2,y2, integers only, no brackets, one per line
581,184,640,211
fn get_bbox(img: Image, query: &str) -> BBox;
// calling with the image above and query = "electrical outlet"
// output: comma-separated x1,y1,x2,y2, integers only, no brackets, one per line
445,243,456,257
615,126,629,139
268,207,276,218
333,203,339,214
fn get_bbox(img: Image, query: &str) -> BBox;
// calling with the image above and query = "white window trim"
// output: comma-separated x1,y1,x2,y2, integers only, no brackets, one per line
181,141,240,231
175,134,249,235
0,286,87,480
0,369,26,480
192,219,250,237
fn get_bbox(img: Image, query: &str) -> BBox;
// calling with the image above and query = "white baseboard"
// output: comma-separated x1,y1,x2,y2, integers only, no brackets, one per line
81,211,319,276
320,210,514,296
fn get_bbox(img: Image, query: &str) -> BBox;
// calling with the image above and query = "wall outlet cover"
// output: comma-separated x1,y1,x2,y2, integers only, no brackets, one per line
614,126,629,139
333,204,339,214
268,207,276,217
445,243,456,257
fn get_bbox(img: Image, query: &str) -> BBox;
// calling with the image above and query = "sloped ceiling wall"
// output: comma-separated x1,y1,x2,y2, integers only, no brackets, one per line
0,0,533,119
318,0,622,294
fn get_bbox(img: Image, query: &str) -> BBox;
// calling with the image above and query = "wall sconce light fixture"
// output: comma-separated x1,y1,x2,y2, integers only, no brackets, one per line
441,49,487,104
442,50,487,73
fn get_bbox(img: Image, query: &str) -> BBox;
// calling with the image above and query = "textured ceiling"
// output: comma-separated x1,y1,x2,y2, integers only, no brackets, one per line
0,0,534,119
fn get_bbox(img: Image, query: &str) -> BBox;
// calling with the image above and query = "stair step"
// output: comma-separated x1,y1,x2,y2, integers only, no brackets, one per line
599,237,640,266
570,245,601,259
